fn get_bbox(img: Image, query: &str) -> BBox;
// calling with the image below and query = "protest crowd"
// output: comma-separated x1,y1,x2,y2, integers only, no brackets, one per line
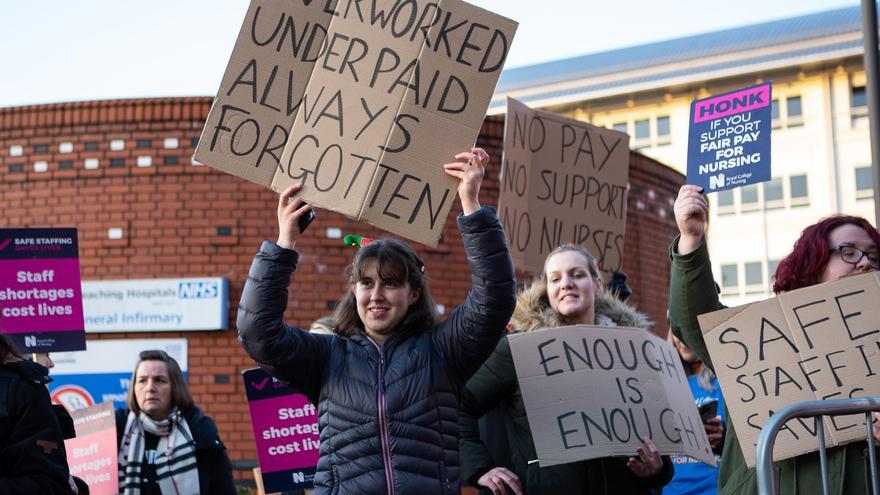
5,2,880,495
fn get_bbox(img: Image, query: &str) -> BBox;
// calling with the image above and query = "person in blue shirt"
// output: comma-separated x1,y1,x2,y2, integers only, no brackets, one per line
665,332,725,495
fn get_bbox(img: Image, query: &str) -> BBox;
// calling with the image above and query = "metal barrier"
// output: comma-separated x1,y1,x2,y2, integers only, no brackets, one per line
756,397,880,495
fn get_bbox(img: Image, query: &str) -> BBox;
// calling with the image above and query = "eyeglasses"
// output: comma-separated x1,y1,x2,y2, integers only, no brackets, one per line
830,245,880,269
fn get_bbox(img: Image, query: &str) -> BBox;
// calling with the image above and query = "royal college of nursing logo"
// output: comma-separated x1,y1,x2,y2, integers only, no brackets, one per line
709,173,725,191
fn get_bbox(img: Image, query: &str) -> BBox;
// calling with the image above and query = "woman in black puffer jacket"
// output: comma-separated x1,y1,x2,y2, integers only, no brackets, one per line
238,148,516,495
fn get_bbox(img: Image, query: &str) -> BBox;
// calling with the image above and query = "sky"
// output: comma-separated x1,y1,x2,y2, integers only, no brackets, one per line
0,0,862,108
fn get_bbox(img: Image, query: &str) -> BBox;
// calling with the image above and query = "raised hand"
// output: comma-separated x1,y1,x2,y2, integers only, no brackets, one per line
477,467,523,495
276,182,314,250
626,436,663,478
674,184,709,254
443,147,489,216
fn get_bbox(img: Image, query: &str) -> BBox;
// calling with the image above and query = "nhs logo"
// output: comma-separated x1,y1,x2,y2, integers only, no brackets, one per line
709,173,725,191
178,281,219,299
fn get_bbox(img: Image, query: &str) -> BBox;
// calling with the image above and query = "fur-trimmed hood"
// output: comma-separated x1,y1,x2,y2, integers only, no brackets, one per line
511,281,651,331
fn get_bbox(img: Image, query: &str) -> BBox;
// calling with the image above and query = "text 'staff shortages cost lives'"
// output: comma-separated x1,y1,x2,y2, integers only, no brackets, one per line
687,82,772,193
0,228,86,352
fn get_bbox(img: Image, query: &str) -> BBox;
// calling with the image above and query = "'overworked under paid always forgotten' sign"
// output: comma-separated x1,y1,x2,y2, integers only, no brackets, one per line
687,82,772,193
195,0,518,246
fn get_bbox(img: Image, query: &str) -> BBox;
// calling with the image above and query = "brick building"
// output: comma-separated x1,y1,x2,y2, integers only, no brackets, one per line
0,97,683,485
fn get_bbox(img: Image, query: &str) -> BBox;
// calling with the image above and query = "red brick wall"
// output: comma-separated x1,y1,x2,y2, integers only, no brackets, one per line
0,98,683,483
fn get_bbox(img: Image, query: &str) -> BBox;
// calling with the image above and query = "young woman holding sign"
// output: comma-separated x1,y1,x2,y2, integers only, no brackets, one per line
458,244,674,495
669,183,880,494
238,148,517,494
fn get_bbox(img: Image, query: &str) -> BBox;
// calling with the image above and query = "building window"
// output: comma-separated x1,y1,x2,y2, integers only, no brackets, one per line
59,160,74,170
137,139,152,149
740,184,759,211
856,166,873,198
786,96,803,127
656,116,671,144
85,141,99,151
721,264,739,294
717,189,735,215
744,261,764,293
767,259,780,285
852,85,868,118
790,174,809,206
763,178,784,208
612,122,628,134
34,144,49,154
634,119,650,146
771,99,781,129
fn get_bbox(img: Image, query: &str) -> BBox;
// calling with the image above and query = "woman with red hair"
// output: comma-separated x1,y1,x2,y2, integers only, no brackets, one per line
667,184,880,495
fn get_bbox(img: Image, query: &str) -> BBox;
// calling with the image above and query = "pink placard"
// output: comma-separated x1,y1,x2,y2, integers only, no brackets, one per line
0,258,84,334
249,394,320,473
65,402,118,495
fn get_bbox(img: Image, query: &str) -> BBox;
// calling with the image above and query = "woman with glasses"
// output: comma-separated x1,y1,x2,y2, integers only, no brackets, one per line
668,184,880,495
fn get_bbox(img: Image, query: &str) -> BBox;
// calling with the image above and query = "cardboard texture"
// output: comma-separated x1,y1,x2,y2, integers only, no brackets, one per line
509,325,715,467
698,271,880,467
499,98,630,277
196,0,518,246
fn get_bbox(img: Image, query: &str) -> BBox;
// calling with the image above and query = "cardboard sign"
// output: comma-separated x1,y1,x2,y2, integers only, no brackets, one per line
243,368,319,492
509,325,715,467
196,0,518,246
49,338,188,411
0,228,85,352
698,271,880,467
499,98,630,277
65,402,118,495
687,82,772,193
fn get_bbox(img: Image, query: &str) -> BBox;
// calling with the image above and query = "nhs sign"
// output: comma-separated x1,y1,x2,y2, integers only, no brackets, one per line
82,278,229,332
179,281,219,299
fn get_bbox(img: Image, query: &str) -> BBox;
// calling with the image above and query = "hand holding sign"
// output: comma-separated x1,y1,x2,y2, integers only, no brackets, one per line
477,466,523,495
277,183,315,250
443,147,488,216
626,437,663,477
674,185,709,254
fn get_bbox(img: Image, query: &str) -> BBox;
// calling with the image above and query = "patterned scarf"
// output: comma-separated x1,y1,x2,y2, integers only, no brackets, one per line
118,409,200,495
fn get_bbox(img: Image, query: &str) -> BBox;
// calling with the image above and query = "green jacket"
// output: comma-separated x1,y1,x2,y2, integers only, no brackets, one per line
668,235,877,495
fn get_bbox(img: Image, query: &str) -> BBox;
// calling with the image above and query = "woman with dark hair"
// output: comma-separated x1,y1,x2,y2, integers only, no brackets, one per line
116,349,235,494
0,333,78,493
668,184,880,494
459,244,674,495
238,148,516,494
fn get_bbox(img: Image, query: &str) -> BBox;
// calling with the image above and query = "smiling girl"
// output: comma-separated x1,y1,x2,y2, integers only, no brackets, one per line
238,148,516,495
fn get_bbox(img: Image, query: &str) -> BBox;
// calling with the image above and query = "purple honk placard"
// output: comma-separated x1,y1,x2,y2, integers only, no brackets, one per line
0,228,85,352
243,368,319,492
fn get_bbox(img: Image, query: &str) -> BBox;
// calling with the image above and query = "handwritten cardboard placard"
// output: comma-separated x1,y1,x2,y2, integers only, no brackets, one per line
698,271,880,467
509,325,715,467
195,0,518,246
243,368,319,492
65,402,118,495
0,228,85,352
499,98,629,277
686,82,772,193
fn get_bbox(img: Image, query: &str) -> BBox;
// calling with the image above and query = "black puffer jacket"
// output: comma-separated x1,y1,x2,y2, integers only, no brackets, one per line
0,360,74,494
460,286,674,494
238,206,516,495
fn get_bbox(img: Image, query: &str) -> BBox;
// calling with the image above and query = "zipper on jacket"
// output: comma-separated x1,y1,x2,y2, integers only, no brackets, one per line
368,337,395,495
